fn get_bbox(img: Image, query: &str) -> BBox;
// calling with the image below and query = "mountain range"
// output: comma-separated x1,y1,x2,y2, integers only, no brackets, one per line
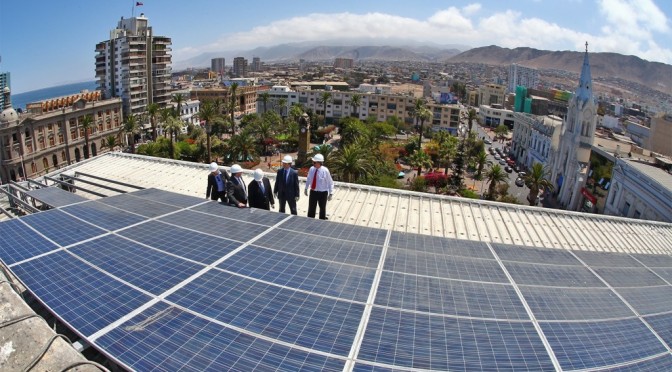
175,43,671,95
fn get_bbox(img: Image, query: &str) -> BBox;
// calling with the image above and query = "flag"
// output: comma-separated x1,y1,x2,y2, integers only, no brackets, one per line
136,1,143,6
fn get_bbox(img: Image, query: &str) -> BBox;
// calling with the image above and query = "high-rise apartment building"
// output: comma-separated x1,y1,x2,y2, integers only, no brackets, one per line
0,71,9,110
334,58,354,69
211,58,226,75
251,57,261,72
95,14,172,117
507,63,539,93
649,114,672,156
232,57,248,77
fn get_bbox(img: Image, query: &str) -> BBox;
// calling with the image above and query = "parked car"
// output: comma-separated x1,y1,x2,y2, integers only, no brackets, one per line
515,177,525,187
499,159,507,165
518,171,527,178
513,165,520,173
489,147,495,154
504,166,513,173
494,154,501,160
484,138,492,145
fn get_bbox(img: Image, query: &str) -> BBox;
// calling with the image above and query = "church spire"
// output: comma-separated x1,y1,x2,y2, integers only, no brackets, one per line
575,41,593,104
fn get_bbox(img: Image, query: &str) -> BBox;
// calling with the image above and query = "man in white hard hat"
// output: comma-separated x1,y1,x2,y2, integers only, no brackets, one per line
205,162,229,202
304,153,334,220
227,164,247,208
248,169,275,210
273,155,300,215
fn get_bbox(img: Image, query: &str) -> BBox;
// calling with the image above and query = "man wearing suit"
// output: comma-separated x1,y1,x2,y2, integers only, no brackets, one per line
227,164,248,208
206,162,229,202
248,169,275,210
273,155,300,215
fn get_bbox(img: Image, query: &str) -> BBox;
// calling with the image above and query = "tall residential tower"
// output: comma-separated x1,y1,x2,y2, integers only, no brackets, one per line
95,14,172,116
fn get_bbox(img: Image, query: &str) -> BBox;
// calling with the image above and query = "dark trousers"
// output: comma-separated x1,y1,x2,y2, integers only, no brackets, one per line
211,190,226,203
308,190,328,219
278,195,297,215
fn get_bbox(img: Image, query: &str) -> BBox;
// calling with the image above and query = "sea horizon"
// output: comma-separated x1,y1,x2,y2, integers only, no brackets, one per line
10,81,98,111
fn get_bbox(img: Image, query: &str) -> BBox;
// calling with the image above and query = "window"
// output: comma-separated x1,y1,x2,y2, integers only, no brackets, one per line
31,162,37,174
61,151,67,162
622,202,630,216
633,210,641,219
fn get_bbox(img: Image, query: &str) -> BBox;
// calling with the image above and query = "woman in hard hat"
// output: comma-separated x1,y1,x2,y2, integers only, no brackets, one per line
304,153,334,220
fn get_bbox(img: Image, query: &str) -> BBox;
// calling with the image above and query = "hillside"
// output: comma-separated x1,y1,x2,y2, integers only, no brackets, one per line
449,45,672,94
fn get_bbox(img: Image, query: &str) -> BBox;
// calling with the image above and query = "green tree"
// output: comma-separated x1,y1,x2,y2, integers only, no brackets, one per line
408,149,433,175
485,164,508,200
329,140,376,183
163,116,184,159
524,162,554,206
258,92,270,113
317,91,332,125
146,103,160,141
228,83,239,135
80,114,94,159
474,150,491,180
494,124,509,143
171,93,185,118
102,134,119,152
159,108,175,138
349,93,362,118
276,97,288,118
122,114,140,154
227,130,257,162
438,135,458,174
416,107,432,150
466,108,478,136
195,101,219,163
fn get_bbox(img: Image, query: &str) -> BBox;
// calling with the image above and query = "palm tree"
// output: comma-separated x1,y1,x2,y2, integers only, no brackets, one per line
474,150,491,180
227,130,257,162
438,136,458,175
163,116,183,159
253,113,278,155
408,149,433,176
146,103,160,141
171,93,185,119
349,93,362,118
276,97,288,118
122,115,140,154
159,108,174,138
466,108,478,136
228,83,239,135
410,98,425,131
79,114,94,159
317,91,332,126
329,141,376,183
416,107,432,150
524,162,554,206
195,101,218,163
102,135,119,152
485,164,508,200
258,92,270,113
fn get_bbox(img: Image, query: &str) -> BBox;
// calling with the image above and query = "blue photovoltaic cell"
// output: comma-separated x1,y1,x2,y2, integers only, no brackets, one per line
520,286,634,321
218,245,375,302
503,261,606,287
630,253,672,268
602,354,672,372
375,271,528,319
492,243,580,265
388,232,494,259
98,194,180,218
69,235,203,295
574,251,643,268
24,186,87,207
649,267,672,282
541,318,668,371
167,269,364,356
95,302,346,371
255,229,383,268
645,313,672,348
192,201,290,226
20,209,106,247
615,286,672,315
353,363,404,371
126,188,204,208
384,247,509,283
358,307,555,371
117,221,242,265
280,217,387,245
12,250,150,336
61,201,146,231
158,210,270,243
0,219,58,265
593,267,667,287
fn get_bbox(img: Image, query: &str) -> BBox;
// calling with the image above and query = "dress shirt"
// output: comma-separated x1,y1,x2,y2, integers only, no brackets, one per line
305,166,334,194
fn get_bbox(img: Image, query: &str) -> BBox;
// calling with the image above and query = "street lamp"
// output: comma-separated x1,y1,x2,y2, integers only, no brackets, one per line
205,121,211,163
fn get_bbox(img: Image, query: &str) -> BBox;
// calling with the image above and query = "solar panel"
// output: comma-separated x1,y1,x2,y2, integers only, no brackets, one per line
630,253,672,267
648,267,672,282
603,354,672,372
1,187,671,371
25,186,87,208
541,318,668,371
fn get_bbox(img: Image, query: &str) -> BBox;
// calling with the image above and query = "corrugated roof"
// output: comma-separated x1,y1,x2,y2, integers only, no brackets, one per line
47,152,672,255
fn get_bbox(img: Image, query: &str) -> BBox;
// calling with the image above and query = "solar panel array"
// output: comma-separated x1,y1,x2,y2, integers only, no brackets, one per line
0,188,671,371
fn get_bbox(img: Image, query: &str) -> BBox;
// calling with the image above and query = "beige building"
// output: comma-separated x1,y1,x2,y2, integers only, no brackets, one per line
0,89,123,183
190,86,259,116
479,84,505,107
649,114,672,156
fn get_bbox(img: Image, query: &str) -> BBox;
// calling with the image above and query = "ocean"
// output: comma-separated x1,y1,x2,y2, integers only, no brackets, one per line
10,81,98,111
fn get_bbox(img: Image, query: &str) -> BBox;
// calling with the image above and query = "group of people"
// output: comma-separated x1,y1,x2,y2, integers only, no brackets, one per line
206,154,334,220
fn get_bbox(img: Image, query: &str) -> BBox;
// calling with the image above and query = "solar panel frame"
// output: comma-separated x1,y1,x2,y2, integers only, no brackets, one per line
158,210,270,243
24,186,88,208
503,260,607,287
98,194,181,217
593,267,667,287
644,313,672,348
191,202,291,226
61,201,147,231
492,243,580,265
600,353,672,372
280,217,388,246
19,209,107,247
615,286,672,315
574,250,644,268
388,232,494,259
126,188,204,208
0,219,58,265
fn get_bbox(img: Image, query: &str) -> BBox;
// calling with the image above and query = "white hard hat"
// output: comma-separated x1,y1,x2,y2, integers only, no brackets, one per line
230,164,242,174
312,153,325,162
253,168,264,181
208,162,218,172
282,155,293,164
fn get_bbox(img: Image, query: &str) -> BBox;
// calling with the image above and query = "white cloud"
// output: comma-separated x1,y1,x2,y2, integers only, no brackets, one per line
173,1,672,65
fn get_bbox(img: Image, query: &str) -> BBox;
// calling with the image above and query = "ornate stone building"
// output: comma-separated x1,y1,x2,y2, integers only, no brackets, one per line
0,88,123,183
550,43,597,211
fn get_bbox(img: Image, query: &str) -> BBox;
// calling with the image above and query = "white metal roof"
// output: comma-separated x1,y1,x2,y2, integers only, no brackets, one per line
48,152,672,255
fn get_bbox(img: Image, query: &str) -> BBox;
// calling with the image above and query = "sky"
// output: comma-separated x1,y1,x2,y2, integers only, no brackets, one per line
1,0,670,94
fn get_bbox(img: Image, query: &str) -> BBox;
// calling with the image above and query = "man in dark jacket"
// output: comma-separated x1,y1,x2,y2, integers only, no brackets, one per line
227,164,247,208
248,169,275,210
273,155,299,215
206,162,229,202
